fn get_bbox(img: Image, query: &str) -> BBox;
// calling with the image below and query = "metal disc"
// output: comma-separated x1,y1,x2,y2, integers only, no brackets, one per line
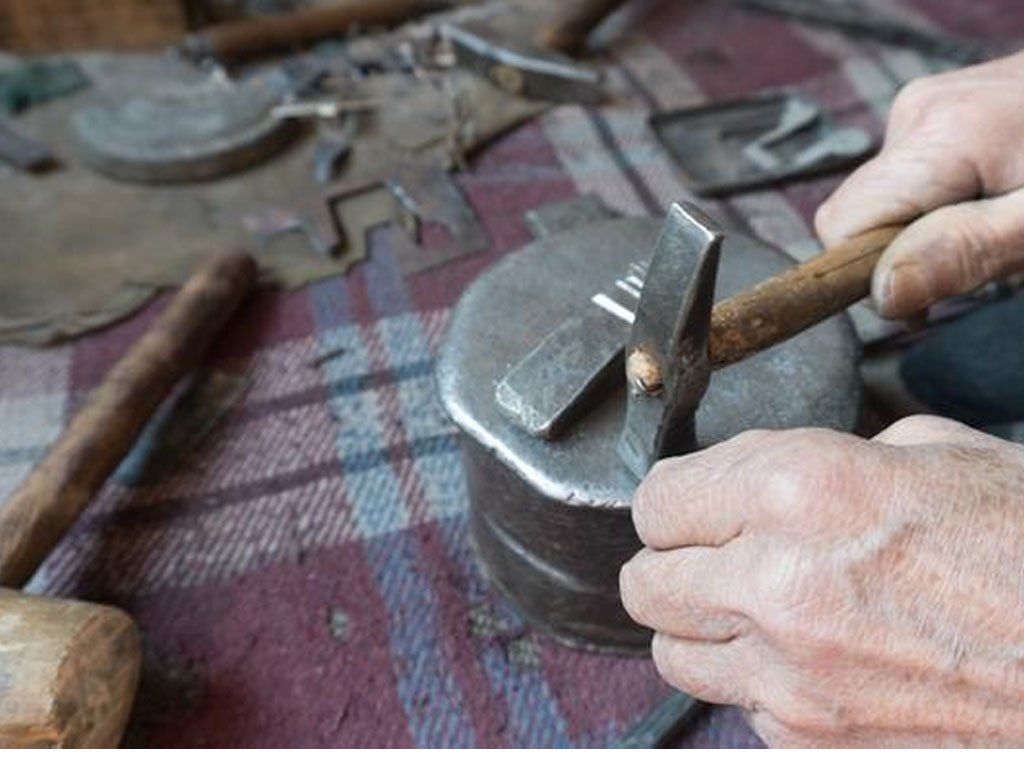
71,73,296,184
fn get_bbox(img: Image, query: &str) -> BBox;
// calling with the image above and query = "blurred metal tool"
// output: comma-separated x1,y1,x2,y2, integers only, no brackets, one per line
651,92,873,196
615,692,705,749
442,20,604,103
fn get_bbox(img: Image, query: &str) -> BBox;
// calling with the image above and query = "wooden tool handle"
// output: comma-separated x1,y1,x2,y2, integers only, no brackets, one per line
0,252,257,588
183,0,436,59
709,226,903,367
534,0,629,52
0,590,141,748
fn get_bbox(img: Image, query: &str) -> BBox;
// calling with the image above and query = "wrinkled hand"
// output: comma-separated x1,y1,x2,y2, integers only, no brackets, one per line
620,416,1024,747
816,50,1024,318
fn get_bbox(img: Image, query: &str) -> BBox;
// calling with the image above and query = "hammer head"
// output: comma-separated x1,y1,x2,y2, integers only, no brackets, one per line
617,203,722,479
441,20,604,104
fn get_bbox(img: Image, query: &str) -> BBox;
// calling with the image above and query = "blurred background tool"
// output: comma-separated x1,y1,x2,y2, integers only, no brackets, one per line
0,253,256,748
181,0,449,60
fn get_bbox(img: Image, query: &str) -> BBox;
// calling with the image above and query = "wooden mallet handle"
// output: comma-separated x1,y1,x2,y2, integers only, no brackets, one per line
182,0,436,60
709,226,904,367
534,0,629,52
0,252,257,588
0,252,254,749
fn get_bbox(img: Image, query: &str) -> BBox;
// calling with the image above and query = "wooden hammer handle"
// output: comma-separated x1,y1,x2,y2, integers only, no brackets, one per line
0,252,257,588
709,226,903,368
534,0,629,52
183,0,436,59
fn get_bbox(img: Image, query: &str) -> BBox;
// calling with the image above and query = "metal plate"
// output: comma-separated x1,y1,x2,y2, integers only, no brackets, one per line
650,92,873,197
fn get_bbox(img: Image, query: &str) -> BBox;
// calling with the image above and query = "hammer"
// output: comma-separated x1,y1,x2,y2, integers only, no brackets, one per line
619,203,901,476
0,253,257,747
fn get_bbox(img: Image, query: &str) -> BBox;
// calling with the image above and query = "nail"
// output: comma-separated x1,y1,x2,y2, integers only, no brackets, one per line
879,260,930,317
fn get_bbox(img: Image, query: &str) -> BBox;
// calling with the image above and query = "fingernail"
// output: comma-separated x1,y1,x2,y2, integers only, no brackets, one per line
879,260,930,317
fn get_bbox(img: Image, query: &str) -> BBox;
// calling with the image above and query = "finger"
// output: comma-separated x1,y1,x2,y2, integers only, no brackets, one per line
632,430,772,550
619,547,749,640
873,414,1003,449
746,709,974,748
815,133,980,247
650,632,765,709
870,187,1024,317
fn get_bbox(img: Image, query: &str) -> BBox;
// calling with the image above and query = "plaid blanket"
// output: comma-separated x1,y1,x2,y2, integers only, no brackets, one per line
2,0,1018,748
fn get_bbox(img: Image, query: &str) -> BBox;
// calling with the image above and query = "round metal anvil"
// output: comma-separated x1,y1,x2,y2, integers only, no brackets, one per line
436,215,862,654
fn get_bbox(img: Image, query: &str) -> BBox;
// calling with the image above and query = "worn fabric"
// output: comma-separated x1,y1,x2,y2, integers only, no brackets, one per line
0,53,539,345
2,0,1021,748
902,293,1024,426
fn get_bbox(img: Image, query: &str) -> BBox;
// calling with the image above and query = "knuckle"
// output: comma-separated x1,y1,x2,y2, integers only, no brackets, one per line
752,430,842,519
618,558,649,623
880,414,954,442
891,76,944,121
769,693,837,737
650,634,723,701
650,633,687,690
949,219,998,288
758,667,843,736
750,554,844,653
631,460,682,545
813,199,838,240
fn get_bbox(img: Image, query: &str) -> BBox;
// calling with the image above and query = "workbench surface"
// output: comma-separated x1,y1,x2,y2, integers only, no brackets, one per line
2,0,1019,748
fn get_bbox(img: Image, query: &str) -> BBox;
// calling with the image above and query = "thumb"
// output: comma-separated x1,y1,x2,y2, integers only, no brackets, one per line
872,414,999,449
872,187,1024,318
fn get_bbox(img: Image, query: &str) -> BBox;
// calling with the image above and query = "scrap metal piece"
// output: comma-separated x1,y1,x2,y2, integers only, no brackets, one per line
742,96,819,170
523,193,613,240
0,118,54,172
312,111,359,184
386,164,488,274
270,98,378,119
617,203,722,479
243,176,381,257
441,21,604,104
650,92,874,196
789,126,874,171
496,262,646,439
737,0,986,64
71,70,297,183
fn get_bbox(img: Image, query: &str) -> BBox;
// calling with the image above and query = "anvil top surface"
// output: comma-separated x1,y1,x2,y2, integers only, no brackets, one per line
436,216,861,510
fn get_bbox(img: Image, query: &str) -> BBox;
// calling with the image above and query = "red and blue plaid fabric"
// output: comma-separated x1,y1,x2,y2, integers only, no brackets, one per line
1,0,1018,747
